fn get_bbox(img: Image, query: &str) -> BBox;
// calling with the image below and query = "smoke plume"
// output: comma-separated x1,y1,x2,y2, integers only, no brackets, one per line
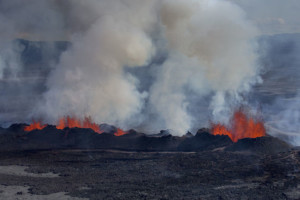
0,0,262,135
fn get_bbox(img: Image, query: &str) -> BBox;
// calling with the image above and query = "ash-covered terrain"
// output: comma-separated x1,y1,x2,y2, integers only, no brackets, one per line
0,142,299,199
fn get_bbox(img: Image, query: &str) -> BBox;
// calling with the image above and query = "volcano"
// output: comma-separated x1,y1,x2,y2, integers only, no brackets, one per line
0,109,296,200
211,109,266,142
1,0,300,199
18,109,271,151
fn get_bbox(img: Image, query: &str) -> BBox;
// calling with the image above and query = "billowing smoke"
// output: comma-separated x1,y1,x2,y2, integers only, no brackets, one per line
0,0,262,135
34,1,158,128
148,0,260,134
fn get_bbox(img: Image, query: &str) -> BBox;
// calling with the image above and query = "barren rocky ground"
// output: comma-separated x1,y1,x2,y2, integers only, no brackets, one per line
0,148,299,200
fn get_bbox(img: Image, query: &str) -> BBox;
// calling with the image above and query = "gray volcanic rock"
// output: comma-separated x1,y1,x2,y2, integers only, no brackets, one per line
7,123,28,133
183,131,194,138
177,129,233,151
148,130,172,137
226,136,292,154
136,134,184,151
99,124,117,134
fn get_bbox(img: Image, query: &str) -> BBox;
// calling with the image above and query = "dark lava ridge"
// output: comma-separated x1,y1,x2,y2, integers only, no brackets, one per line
0,124,292,154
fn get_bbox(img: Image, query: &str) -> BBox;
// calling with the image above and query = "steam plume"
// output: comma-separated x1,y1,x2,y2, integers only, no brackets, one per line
148,0,260,134
1,0,262,135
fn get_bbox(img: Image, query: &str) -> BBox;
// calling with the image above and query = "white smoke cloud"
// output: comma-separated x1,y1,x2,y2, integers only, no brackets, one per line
147,0,260,135
0,0,263,135
149,54,207,134
34,0,158,129
32,0,262,135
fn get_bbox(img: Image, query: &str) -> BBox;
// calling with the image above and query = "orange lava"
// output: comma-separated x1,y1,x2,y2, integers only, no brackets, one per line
24,116,128,136
114,128,127,136
56,116,103,134
211,110,266,142
24,121,47,131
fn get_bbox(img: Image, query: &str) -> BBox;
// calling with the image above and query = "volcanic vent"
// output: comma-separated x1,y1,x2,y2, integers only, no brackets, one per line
0,0,300,199
15,107,286,154
24,116,127,137
211,109,266,142
23,108,267,144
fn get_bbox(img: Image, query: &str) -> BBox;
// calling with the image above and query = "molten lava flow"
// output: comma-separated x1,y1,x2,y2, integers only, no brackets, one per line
24,116,128,136
56,116,103,134
212,124,233,141
114,128,127,136
212,110,266,142
24,121,47,131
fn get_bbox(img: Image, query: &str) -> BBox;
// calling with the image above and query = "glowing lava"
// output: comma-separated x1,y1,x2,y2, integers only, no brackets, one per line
211,110,266,142
55,116,103,134
114,128,127,136
24,116,127,136
24,121,47,131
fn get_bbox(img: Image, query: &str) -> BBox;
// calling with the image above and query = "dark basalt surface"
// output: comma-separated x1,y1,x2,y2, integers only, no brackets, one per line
178,129,233,151
226,136,292,154
0,149,299,199
0,124,298,199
